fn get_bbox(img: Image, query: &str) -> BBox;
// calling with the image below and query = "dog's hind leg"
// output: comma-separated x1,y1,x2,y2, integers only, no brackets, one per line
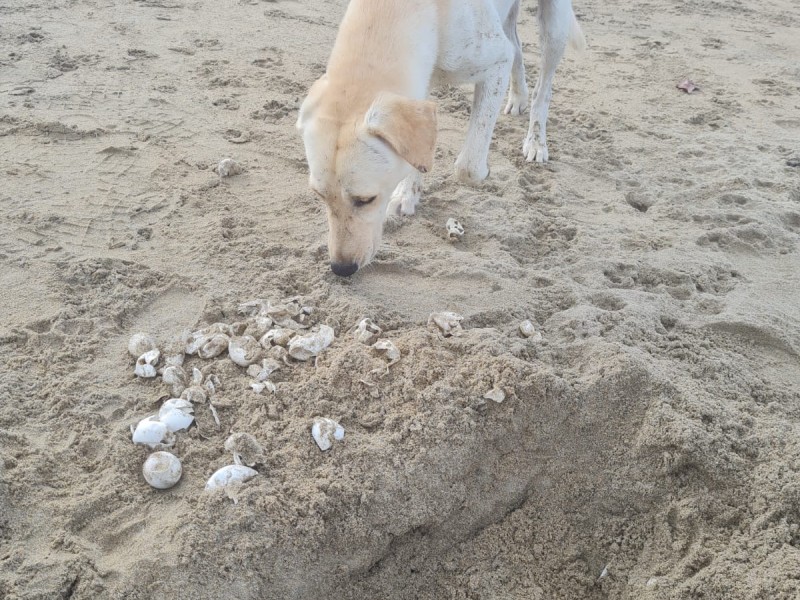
388,171,423,216
523,0,585,162
503,0,528,116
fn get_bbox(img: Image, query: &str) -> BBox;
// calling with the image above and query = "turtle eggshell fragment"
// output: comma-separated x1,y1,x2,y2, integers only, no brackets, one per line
288,325,334,361
519,320,535,337
205,465,258,490
181,385,208,404
246,315,274,339
428,312,464,337
162,365,187,387
484,387,506,403
445,218,465,241
228,335,262,367
372,339,400,362
143,451,182,489
354,318,381,345
197,333,230,359
134,349,161,378
128,333,157,358
246,358,281,382
158,399,194,432
217,158,242,177
311,417,345,451
132,416,169,447
260,328,296,349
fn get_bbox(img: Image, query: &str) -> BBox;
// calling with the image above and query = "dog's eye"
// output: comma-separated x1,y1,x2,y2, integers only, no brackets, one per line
353,195,377,207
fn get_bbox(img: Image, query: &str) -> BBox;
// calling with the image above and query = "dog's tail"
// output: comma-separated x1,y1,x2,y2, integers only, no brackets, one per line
568,12,587,53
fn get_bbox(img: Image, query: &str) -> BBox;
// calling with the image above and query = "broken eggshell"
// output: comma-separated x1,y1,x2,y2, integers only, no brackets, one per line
372,339,401,362
311,417,345,451
181,385,208,405
228,335,262,367
259,327,296,349
428,312,464,337
246,358,281,382
205,464,258,490
158,398,195,432
484,387,506,403
354,318,382,345
288,325,334,361
197,333,230,359
445,218,465,241
131,415,172,448
143,451,182,490
162,365,187,395
134,349,161,378
519,320,543,341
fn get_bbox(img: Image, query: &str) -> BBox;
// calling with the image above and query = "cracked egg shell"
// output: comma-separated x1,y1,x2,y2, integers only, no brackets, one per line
288,325,334,361
205,464,258,490
228,335,262,367
311,417,345,451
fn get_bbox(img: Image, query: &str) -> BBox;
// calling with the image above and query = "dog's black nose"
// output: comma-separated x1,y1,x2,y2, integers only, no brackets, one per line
330,262,359,277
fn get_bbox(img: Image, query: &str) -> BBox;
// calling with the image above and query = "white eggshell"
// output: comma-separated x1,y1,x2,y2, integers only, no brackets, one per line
134,363,157,378
372,339,400,362
205,465,258,490
162,365,187,387
198,333,230,359
143,451,182,489
445,218,465,240
159,408,194,432
159,398,194,416
288,325,334,361
519,320,536,338
484,387,506,403
428,312,464,337
134,349,161,378
354,318,381,345
228,335,262,367
132,416,168,446
311,417,345,451
128,332,157,358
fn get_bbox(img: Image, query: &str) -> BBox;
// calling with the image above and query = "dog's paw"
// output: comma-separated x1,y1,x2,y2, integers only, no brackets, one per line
454,156,490,185
523,135,548,163
388,178,422,217
504,92,528,116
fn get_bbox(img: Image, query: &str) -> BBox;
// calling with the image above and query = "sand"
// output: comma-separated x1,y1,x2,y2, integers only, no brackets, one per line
1,0,800,598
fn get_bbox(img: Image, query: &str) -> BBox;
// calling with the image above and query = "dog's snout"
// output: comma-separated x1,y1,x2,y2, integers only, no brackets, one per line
331,262,359,277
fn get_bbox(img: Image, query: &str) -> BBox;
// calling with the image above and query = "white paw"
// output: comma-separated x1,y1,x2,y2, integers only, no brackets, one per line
504,92,528,116
523,135,548,163
388,188,420,216
454,156,489,185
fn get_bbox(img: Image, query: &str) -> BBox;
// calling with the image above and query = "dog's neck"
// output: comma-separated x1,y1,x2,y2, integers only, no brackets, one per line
326,0,438,110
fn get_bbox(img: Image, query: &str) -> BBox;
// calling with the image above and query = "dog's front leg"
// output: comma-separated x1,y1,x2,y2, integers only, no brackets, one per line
388,171,423,216
454,49,513,185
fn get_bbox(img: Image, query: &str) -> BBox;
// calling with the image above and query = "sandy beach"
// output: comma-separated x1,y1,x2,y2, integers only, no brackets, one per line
1,0,799,597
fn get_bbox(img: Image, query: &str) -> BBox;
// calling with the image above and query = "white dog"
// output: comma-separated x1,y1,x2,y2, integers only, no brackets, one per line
297,0,585,277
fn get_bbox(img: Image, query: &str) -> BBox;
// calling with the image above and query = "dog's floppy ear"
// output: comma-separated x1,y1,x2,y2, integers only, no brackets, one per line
296,74,329,131
364,92,437,173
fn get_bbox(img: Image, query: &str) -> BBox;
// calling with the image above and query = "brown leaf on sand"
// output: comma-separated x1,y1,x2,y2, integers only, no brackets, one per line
677,78,699,93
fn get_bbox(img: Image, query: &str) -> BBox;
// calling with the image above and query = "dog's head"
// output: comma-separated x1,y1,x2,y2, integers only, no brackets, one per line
297,76,437,277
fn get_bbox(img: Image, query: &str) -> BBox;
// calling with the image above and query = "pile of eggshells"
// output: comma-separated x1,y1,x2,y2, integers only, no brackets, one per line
126,297,543,493
126,297,351,493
